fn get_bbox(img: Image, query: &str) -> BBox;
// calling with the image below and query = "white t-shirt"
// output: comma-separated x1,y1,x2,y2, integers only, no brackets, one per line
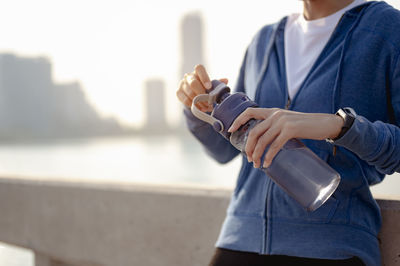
284,0,366,100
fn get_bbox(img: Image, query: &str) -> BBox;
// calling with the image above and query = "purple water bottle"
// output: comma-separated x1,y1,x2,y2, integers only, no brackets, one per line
191,80,340,211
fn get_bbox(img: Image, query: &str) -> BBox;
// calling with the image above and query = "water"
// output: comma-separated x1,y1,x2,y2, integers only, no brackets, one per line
0,135,398,265
0,135,241,188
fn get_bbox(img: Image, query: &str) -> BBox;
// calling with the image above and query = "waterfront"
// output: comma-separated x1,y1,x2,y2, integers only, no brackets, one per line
0,135,398,194
0,136,241,189
0,135,399,265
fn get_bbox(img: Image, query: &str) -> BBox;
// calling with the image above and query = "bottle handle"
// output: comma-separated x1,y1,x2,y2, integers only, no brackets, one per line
191,94,224,132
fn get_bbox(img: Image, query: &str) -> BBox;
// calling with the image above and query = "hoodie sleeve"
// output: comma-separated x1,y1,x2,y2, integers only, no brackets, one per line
181,51,249,164
183,108,239,164
333,55,400,174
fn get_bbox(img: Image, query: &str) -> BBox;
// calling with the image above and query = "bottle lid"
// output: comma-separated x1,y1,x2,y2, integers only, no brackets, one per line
210,80,257,139
191,80,257,139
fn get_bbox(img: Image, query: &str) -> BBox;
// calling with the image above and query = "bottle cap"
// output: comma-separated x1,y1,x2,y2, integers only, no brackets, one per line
191,80,257,139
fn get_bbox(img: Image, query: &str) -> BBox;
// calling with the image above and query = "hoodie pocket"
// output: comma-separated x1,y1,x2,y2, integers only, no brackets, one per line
270,149,339,223
271,182,339,223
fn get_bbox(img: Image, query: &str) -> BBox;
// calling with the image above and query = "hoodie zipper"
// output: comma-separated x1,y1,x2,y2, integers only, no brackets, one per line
262,4,370,254
283,15,346,155
284,97,291,110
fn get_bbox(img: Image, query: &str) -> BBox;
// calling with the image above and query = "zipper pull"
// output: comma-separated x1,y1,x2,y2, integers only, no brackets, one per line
285,98,291,110
333,145,337,156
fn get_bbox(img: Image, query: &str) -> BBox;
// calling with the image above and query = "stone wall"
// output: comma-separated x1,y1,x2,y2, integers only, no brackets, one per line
0,177,398,266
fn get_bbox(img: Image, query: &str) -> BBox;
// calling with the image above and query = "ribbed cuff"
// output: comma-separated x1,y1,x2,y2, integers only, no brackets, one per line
332,115,381,159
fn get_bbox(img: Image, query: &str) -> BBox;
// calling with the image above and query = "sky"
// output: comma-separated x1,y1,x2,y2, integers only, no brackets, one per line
0,0,398,128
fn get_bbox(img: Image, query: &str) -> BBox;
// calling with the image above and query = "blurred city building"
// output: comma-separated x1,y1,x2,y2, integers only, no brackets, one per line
180,12,206,77
143,78,169,133
0,12,208,140
0,53,128,140
140,12,206,136
175,12,206,133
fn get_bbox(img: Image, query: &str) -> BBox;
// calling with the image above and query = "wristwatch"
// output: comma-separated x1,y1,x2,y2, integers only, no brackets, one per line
327,107,357,143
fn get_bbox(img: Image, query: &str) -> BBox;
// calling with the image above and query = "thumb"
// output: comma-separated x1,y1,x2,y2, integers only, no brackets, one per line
219,78,228,84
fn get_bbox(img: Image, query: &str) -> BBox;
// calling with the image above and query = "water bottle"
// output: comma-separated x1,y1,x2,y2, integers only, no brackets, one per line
191,80,340,211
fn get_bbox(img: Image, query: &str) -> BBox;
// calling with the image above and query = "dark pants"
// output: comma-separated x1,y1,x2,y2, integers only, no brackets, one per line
209,248,365,266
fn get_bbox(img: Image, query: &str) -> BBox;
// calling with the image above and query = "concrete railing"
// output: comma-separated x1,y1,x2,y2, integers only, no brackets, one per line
0,176,399,266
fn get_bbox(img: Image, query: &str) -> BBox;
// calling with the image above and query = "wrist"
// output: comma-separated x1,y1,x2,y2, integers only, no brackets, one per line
326,107,357,143
328,114,345,140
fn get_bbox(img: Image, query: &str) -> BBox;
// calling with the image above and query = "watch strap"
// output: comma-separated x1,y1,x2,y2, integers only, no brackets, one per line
327,107,356,142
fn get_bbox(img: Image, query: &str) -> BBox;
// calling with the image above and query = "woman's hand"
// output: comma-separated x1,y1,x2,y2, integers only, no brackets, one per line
228,108,344,169
176,64,228,112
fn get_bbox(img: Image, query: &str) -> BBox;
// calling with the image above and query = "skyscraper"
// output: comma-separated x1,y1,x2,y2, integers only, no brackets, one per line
180,12,205,77
144,78,167,132
176,12,206,133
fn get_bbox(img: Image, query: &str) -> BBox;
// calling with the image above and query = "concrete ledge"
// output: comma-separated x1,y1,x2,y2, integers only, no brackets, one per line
0,177,230,266
0,177,398,266
375,197,400,266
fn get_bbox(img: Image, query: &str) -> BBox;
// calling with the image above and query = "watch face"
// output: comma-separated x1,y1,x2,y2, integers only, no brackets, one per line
337,109,347,119
327,108,357,142
340,108,356,129
342,107,356,117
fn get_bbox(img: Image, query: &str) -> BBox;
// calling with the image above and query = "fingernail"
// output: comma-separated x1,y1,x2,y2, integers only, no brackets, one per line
228,127,233,133
263,161,270,169
247,156,252,163
205,81,212,89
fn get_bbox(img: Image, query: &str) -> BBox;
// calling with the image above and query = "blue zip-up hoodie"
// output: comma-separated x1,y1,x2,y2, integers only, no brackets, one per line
183,2,400,265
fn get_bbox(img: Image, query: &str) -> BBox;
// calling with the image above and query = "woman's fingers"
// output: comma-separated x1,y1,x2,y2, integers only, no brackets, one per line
252,125,281,168
228,108,273,133
177,73,207,108
219,78,229,85
228,108,257,133
244,119,272,162
228,107,343,169
262,130,291,169
185,73,206,95
194,64,212,90
252,111,294,168
239,109,295,168
176,88,192,107
196,102,213,112
229,108,279,164
176,64,227,112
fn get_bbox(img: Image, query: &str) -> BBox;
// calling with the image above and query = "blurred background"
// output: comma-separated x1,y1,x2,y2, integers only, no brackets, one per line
0,0,399,265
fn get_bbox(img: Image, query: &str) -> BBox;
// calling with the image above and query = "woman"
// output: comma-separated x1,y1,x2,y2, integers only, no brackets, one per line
176,0,400,265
